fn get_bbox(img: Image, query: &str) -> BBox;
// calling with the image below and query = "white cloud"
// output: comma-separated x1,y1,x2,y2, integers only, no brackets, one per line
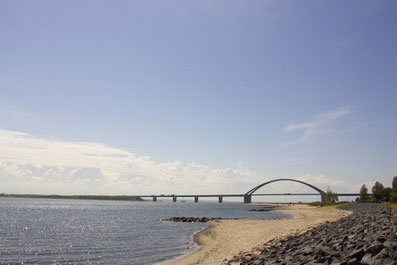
0,129,265,195
282,107,351,147
296,174,345,188
0,129,350,196
352,181,376,194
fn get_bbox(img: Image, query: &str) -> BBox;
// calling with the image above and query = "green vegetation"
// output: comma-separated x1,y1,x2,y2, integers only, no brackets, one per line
391,176,397,203
359,184,369,203
356,176,397,204
308,201,348,207
0,193,143,201
386,202,397,214
325,187,338,203
382,187,392,202
372,181,385,202
306,177,397,208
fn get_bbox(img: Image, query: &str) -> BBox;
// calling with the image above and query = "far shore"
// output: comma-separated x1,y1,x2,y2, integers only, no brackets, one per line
0,193,143,201
165,203,352,265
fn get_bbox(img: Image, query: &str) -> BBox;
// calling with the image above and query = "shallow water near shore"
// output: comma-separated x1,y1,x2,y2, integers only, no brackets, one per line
0,197,291,264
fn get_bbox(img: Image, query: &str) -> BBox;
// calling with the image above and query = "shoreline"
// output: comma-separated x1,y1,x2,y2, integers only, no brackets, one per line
164,203,351,265
226,203,396,264
0,193,143,201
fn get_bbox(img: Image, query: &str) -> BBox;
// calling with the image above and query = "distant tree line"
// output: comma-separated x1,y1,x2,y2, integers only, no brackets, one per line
0,193,144,202
359,176,397,203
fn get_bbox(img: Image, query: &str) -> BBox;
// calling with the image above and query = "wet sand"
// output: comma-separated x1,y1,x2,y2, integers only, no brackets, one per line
165,204,351,265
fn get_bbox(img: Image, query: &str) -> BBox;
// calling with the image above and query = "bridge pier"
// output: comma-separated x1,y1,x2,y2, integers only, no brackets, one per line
173,196,177,202
152,196,157,202
244,194,252,203
194,196,199,203
321,193,326,202
218,196,223,203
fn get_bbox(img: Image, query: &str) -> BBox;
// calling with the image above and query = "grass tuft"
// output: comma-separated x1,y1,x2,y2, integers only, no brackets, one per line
386,202,397,214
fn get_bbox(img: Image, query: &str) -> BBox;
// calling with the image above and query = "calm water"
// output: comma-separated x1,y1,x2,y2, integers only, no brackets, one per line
0,198,291,265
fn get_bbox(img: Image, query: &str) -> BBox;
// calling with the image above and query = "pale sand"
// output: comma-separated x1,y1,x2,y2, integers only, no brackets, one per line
165,204,352,265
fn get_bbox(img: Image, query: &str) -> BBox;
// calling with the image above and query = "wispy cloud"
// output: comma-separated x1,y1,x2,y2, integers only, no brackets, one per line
282,107,351,147
296,174,345,188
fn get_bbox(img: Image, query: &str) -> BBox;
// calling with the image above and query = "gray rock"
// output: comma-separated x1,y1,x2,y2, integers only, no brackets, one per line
349,249,365,261
228,203,396,265
365,243,384,257
361,253,376,264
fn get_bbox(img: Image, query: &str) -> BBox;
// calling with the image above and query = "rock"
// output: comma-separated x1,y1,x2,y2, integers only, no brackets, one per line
365,243,384,257
248,205,278,212
374,248,389,260
361,253,376,264
161,216,226,222
315,256,332,263
376,237,386,243
223,203,397,265
245,255,253,261
349,249,365,261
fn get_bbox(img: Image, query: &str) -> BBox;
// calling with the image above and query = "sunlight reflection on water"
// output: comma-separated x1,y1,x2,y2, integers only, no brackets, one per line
0,198,291,264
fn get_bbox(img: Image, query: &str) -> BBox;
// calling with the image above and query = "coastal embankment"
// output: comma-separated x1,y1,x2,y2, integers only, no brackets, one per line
227,203,397,264
166,203,351,265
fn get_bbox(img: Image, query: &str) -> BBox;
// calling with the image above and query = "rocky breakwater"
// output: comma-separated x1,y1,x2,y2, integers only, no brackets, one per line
162,217,229,223
226,203,397,265
249,205,279,212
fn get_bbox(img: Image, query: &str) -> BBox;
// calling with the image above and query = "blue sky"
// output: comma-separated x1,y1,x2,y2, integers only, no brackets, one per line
0,0,396,197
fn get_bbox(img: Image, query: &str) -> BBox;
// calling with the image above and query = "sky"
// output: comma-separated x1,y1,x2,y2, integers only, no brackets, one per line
0,0,396,199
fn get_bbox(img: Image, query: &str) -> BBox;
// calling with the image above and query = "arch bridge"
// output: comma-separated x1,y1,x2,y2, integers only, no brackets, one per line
139,178,359,203
243,178,326,203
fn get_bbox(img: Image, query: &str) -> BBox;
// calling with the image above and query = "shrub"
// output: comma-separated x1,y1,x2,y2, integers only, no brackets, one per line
372,181,384,202
359,184,369,202
382,187,392,202
391,176,397,203
325,187,338,203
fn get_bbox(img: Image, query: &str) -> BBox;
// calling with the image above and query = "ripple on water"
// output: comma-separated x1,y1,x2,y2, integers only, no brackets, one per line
0,198,291,264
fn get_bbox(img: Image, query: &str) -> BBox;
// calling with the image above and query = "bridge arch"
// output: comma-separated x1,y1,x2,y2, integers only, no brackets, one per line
244,178,326,203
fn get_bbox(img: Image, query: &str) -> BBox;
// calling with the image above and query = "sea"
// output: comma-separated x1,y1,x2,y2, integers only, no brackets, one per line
0,197,292,265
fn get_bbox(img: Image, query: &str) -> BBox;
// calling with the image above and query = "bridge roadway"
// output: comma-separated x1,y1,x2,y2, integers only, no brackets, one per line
139,193,360,203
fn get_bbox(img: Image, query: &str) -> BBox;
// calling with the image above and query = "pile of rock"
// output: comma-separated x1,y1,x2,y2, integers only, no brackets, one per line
162,217,225,223
249,205,279,212
226,203,397,265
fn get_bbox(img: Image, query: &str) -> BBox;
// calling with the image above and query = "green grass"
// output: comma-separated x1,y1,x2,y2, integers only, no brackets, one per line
308,201,349,207
386,202,397,214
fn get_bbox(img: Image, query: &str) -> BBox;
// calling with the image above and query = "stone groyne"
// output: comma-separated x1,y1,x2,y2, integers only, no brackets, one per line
162,217,223,223
226,203,396,265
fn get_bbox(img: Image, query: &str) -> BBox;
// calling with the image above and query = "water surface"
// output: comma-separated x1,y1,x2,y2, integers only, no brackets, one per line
0,198,291,264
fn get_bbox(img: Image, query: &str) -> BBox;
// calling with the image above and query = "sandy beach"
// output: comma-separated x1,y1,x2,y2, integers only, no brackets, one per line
165,204,352,265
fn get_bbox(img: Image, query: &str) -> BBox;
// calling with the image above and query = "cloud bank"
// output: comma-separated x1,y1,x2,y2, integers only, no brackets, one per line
0,129,348,196
0,129,264,195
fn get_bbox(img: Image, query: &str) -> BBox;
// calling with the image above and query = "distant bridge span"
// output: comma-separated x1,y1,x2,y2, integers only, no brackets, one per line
139,178,359,203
